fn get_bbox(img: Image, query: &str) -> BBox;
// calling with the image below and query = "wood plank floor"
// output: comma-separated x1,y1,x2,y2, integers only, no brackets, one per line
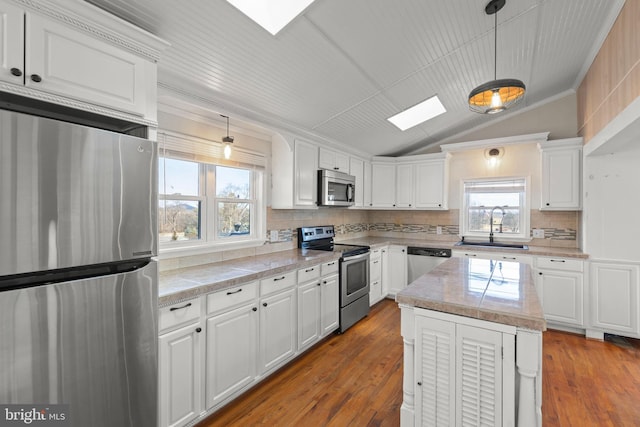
197,299,640,426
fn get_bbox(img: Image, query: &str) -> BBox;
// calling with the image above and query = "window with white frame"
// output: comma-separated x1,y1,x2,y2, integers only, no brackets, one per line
461,177,530,241
158,131,265,250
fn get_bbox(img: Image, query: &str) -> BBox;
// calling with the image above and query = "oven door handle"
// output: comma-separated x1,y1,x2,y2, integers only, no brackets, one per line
342,251,369,263
346,184,354,202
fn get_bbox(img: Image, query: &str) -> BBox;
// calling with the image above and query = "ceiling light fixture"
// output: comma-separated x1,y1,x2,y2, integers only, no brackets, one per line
468,0,525,114
225,0,315,35
387,95,447,131
221,114,234,159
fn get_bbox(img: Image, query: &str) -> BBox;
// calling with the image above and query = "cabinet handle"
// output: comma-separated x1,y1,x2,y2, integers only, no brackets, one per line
10,67,22,77
549,259,566,263
305,267,315,272
273,276,286,281
334,167,339,170
502,257,516,260
373,260,379,264
226,288,242,295
465,253,477,257
169,302,192,311
195,327,202,333
263,302,268,307
327,262,336,266
252,307,257,312
30,74,42,83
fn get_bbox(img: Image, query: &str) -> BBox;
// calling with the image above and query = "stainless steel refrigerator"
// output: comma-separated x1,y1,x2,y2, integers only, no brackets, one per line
0,109,158,427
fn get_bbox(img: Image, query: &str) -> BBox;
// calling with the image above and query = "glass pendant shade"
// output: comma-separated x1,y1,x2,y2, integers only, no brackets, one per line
468,78,526,114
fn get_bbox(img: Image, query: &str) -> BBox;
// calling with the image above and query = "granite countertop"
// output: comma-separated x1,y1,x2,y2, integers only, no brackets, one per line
159,249,340,306
396,257,546,330
338,236,587,259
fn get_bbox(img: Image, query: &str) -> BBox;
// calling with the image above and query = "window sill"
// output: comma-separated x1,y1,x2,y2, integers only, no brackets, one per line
158,238,267,260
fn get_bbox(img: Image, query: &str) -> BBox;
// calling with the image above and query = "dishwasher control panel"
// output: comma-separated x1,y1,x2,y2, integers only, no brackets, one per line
407,247,452,257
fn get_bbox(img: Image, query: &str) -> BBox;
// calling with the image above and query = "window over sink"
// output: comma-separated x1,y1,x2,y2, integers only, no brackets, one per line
460,177,530,241
158,131,265,254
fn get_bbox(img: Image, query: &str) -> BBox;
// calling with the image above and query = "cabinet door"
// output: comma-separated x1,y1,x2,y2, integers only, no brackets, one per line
371,163,396,207
415,161,447,209
298,280,321,350
363,160,372,208
369,255,382,306
380,246,389,296
205,304,258,408
396,163,414,208
320,273,339,336
415,315,456,426
159,322,203,427
537,269,583,326
541,148,581,210
590,262,639,334
387,246,407,295
259,289,296,373
26,14,149,116
0,1,24,86
334,152,349,172
456,324,503,427
318,147,335,171
350,157,365,207
294,140,318,206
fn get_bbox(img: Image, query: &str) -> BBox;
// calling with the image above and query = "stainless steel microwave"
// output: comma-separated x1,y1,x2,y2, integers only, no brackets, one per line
317,169,356,207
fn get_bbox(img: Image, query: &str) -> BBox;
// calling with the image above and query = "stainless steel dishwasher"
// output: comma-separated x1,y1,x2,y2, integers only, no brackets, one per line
407,247,452,283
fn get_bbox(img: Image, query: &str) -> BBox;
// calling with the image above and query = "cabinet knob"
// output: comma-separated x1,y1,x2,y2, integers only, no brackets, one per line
438,204,442,207
546,202,550,206
417,381,422,386
195,327,202,333
252,307,257,312
393,204,396,207
30,74,42,83
323,280,327,284
538,272,543,275
409,204,412,207
10,68,22,77
263,302,268,307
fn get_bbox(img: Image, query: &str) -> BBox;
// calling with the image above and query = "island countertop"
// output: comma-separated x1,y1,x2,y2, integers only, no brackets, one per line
396,257,546,330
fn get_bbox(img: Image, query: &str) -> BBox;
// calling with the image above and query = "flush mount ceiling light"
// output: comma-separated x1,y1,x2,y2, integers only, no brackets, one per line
221,114,234,159
468,0,525,114
387,95,447,131
225,0,316,35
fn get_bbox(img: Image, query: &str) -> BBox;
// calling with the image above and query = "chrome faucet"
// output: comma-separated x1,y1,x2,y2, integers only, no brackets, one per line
489,206,506,243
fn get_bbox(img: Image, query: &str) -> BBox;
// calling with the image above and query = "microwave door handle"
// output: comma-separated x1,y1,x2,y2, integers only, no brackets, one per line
346,184,353,201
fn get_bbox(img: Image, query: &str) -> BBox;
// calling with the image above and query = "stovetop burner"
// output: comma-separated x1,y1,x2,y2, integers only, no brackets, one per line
297,225,369,258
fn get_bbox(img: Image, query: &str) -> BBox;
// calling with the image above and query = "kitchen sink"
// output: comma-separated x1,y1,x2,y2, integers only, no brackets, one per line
454,241,529,250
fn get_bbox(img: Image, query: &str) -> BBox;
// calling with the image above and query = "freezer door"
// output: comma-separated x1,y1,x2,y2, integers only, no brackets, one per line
0,261,158,427
0,110,157,276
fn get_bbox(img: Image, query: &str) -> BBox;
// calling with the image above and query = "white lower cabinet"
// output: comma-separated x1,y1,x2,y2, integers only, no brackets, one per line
205,302,258,408
369,247,383,305
410,309,516,427
158,318,203,427
388,245,407,296
320,272,340,336
259,288,297,374
589,261,639,337
298,265,322,351
535,257,584,328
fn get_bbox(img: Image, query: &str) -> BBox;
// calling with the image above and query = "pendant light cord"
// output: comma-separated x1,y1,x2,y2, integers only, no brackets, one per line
494,3,497,81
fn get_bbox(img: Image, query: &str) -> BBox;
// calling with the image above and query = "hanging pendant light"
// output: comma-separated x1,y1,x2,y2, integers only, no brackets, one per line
468,0,525,114
220,114,234,159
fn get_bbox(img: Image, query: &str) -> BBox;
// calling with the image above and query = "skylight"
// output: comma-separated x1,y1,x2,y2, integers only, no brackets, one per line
226,0,316,35
387,95,447,131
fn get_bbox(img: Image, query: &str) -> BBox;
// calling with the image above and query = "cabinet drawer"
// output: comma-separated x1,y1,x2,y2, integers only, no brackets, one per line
321,260,339,276
260,271,296,296
298,264,320,283
370,258,382,281
159,297,201,333
536,257,583,272
207,281,258,314
370,248,382,259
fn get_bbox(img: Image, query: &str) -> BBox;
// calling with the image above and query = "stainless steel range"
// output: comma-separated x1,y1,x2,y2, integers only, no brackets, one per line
298,226,370,332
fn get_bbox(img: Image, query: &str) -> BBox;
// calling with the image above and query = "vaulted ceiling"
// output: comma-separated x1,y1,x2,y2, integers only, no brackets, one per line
87,0,624,156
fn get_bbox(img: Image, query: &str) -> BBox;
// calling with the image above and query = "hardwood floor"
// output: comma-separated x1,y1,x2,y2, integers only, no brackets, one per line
197,299,640,426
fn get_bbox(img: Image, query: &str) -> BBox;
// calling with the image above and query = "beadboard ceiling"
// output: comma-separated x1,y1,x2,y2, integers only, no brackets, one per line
87,0,624,156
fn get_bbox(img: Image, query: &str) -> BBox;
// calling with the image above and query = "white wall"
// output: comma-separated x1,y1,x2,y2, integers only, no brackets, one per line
447,143,542,210
583,142,640,262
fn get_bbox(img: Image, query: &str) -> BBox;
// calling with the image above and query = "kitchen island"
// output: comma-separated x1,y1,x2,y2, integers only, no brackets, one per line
396,257,545,427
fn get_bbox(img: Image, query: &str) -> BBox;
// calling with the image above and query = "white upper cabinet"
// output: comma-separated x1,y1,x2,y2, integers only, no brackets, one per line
415,154,450,209
318,147,349,173
395,163,415,208
0,0,166,124
271,137,319,209
538,138,582,210
349,156,365,207
371,161,396,207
